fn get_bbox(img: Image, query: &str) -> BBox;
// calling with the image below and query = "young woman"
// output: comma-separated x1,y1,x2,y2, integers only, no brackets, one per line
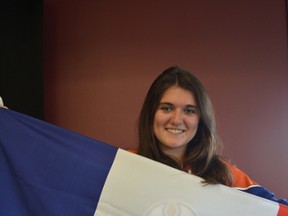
137,66,287,205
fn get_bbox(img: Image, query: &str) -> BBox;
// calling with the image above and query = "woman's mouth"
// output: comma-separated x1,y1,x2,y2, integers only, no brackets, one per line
166,128,184,134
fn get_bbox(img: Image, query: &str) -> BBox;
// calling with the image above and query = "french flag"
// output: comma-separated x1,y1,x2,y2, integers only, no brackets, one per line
0,109,287,216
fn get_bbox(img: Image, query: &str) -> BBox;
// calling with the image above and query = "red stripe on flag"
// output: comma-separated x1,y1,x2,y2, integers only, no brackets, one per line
278,204,288,216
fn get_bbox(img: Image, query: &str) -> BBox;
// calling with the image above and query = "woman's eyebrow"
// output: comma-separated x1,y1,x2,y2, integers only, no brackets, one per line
159,102,173,105
186,104,197,108
160,102,197,108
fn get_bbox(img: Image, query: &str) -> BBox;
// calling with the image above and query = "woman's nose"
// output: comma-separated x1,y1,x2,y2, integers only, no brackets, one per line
170,110,183,125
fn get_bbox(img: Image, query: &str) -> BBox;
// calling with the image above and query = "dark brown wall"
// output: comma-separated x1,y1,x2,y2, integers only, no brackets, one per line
0,0,43,119
44,0,288,198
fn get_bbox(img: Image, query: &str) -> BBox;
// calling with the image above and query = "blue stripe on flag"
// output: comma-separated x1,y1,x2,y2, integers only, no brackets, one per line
0,109,118,215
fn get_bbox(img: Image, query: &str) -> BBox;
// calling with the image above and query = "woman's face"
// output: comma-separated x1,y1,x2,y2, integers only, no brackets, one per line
153,85,200,160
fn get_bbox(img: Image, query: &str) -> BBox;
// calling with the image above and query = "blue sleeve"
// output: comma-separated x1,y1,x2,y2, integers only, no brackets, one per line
239,185,288,206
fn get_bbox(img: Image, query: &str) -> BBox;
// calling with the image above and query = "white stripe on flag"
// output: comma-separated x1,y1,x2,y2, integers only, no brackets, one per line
94,149,279,216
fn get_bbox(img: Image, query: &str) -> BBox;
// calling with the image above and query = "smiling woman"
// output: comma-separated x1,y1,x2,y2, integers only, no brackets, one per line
138,66,230,184
136,66,288,205
153,86,200,162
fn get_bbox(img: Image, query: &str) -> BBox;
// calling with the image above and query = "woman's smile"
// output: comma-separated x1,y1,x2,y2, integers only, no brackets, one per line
166,128,185,134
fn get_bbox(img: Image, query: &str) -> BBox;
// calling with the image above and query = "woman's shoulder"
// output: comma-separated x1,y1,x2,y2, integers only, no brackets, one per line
223,161,257,188
224,161,288,205
127,149,138,154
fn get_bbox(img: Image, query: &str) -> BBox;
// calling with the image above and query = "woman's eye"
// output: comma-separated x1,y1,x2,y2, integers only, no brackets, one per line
159,105,173,112
185,107,197,115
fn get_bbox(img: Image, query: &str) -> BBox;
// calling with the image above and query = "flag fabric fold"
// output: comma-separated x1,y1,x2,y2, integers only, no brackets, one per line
0,109,287,216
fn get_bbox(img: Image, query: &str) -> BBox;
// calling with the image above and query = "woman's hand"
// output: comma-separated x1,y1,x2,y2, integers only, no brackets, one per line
0,97,8,109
